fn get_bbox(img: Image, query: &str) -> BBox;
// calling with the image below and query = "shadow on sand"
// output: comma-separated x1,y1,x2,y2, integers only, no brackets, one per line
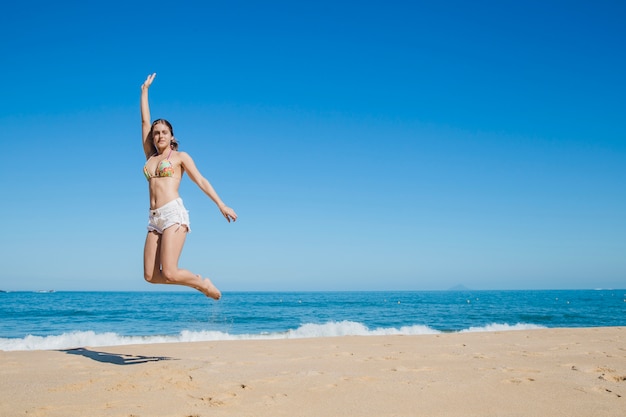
60,348,177,365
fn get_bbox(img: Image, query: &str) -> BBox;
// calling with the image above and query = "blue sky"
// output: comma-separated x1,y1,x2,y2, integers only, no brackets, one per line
1,0,624,291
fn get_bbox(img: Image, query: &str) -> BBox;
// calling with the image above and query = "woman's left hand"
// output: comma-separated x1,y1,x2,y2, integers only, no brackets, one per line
220,206,238,223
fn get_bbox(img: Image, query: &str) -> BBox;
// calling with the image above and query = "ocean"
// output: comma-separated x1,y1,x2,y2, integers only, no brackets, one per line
1,290,624,351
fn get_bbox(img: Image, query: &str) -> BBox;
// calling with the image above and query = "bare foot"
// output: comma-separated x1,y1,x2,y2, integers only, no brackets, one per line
199,277,221,300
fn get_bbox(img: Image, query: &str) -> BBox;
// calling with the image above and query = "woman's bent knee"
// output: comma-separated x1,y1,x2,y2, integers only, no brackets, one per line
144,272,157,283
161,268,179,283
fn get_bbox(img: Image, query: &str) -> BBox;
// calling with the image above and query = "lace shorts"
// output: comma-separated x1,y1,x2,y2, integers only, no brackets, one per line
147,198,191,234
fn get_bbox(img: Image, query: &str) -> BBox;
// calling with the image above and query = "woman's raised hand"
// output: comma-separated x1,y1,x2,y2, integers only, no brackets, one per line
142,73,156,90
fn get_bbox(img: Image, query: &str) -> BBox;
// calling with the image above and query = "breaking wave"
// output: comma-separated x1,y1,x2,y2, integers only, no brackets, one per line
0,321,546,351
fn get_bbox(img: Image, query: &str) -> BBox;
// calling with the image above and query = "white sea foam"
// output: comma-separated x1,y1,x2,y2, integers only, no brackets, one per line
459,323,546,333
0,321,546,351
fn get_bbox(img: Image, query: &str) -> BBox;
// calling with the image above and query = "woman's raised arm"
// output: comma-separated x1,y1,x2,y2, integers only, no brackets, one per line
141,73,156,159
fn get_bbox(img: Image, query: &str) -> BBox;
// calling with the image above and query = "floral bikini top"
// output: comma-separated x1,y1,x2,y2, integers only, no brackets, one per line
143,149,175,181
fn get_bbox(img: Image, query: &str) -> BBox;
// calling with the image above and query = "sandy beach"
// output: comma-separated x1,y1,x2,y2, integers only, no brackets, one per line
1,327,624,417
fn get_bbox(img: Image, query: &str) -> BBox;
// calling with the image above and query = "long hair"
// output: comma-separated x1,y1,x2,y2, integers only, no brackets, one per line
150,119,179,151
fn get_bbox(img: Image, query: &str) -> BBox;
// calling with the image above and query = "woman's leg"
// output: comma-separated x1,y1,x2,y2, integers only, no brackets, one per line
158,225,221,299
144,231,167,284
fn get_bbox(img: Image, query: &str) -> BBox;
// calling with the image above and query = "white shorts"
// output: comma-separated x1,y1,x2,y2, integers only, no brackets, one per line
147,198,190,234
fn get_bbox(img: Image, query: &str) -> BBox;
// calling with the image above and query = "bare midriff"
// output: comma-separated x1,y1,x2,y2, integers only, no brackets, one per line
148,176,182,209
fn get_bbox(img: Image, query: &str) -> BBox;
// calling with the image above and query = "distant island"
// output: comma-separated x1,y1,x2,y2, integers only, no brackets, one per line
447,284,472,291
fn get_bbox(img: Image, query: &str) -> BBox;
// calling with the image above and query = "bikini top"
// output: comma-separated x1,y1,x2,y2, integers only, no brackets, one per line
143,149,175,181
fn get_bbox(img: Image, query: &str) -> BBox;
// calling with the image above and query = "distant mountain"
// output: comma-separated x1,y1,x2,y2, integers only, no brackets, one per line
447,284,472,291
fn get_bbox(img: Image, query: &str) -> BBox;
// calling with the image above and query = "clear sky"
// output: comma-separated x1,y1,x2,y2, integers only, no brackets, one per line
1,0,624,292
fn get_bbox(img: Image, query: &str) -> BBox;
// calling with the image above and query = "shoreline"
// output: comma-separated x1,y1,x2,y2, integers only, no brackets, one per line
0,322,548,352
1,327,624,416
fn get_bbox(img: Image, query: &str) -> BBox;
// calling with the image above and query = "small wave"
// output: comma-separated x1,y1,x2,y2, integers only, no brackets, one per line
459,323,546,333
286,322,440,338
0,321,545,351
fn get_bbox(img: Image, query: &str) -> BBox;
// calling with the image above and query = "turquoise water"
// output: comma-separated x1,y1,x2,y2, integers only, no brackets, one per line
1,290,624,351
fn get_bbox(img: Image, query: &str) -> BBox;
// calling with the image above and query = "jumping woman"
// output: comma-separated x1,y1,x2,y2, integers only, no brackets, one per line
140,73,237,299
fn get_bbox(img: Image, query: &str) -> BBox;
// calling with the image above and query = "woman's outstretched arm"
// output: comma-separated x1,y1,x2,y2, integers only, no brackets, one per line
180,152,238,223
141,73,156,159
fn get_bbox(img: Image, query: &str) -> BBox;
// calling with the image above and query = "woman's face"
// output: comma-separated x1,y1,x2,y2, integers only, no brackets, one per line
152,122,172,150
